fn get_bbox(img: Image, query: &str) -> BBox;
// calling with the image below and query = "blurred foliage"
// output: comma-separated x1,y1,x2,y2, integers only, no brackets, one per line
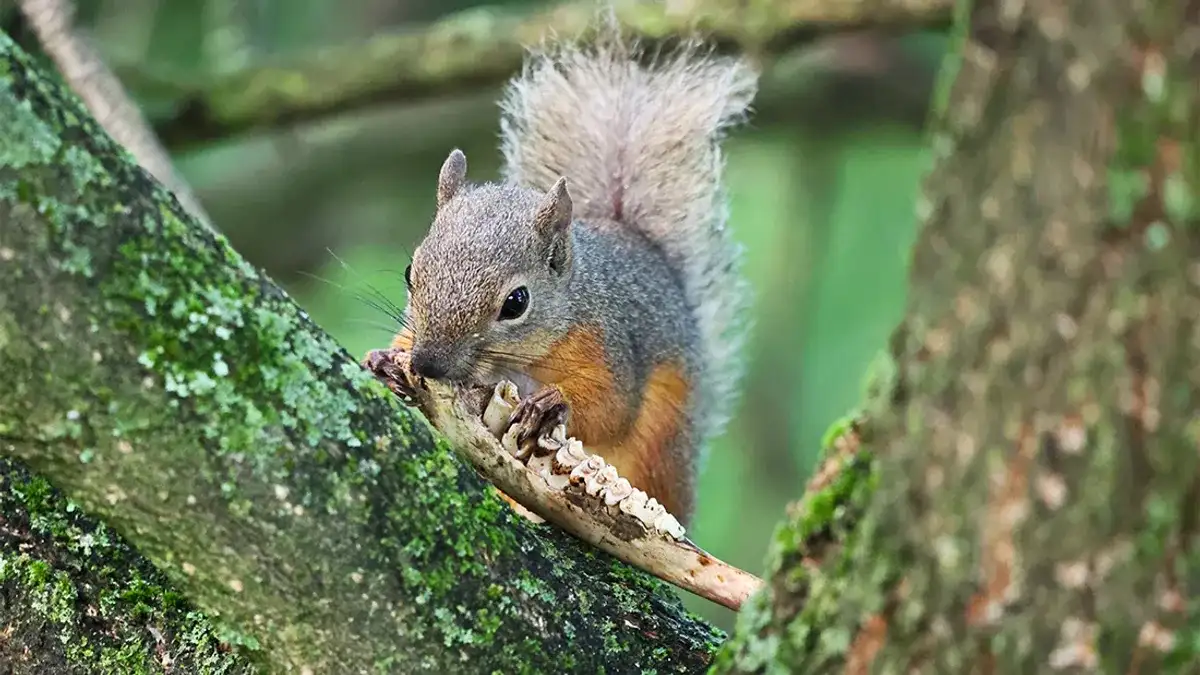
4,0,945,631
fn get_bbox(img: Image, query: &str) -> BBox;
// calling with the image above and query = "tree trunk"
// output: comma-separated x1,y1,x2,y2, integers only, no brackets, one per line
717,0,1200,672
0,31,721,674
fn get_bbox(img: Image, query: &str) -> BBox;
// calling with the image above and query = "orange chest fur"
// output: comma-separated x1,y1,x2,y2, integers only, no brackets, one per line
530,325,693,517
529,326,690,450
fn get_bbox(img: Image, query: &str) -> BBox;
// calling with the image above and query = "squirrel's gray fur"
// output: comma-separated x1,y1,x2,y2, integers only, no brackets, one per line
403,23,755,518
499,26,756,453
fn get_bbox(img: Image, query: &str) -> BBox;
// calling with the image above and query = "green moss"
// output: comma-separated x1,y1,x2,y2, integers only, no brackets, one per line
712,417,879,674
818,414,859,453
1109,32,1200,229
1107,167,1151,225
0,459,253,674
102,212,381,463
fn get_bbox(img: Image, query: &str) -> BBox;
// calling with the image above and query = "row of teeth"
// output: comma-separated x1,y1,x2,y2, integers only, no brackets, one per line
482,382,686,540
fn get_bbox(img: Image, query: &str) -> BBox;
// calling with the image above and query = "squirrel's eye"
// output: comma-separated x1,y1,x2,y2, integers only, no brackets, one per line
404,264,413,289
498,286,529,321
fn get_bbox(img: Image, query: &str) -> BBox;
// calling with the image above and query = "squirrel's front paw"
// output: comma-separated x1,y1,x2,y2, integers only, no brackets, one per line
362,348,418,403
508,385,569,450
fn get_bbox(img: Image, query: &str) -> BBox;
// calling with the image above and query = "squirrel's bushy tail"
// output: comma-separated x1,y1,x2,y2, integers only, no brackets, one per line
500,25,757,445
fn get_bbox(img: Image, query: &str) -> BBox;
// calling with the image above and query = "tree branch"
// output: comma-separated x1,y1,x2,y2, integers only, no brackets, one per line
139,0,953,150
0,456,254,673
0,28,723,672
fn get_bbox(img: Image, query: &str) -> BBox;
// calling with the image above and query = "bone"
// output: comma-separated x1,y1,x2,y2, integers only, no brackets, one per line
483,381,521,437
482,379,688,540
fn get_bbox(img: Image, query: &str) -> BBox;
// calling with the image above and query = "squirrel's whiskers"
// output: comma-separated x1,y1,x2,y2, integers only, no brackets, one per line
311,249,413,332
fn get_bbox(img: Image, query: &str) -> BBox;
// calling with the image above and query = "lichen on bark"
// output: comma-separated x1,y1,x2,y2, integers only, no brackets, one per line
0,458,253,674
0,28,722,673
716,0,1200,672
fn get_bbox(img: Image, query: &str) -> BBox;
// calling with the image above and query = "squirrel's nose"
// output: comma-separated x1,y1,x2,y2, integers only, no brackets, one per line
410,348,449,380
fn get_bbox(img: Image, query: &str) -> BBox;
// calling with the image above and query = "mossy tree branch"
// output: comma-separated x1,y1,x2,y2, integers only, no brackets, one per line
0,29,724,673
716,0,1200,671
134,0,953,150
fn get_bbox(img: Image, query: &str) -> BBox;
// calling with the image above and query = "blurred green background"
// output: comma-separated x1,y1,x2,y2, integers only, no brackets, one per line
4,0,943,631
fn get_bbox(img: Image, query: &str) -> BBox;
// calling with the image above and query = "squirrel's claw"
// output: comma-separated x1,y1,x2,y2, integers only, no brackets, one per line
362,348,419,404
509,385,569,452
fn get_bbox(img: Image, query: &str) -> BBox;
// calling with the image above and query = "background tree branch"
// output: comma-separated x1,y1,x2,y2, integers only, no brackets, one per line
127,0,954,150
15,0,212,227
0,29,724,672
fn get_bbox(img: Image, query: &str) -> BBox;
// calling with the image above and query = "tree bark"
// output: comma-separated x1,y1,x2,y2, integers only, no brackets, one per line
0,30,722,674
716,0,1200,672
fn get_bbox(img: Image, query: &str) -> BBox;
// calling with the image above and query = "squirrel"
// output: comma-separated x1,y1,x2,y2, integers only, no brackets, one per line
385,26,756,526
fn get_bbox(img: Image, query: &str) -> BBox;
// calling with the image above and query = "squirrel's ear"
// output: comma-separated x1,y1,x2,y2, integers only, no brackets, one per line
437,149,468,210
533,177,573,274
532,177,573,236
